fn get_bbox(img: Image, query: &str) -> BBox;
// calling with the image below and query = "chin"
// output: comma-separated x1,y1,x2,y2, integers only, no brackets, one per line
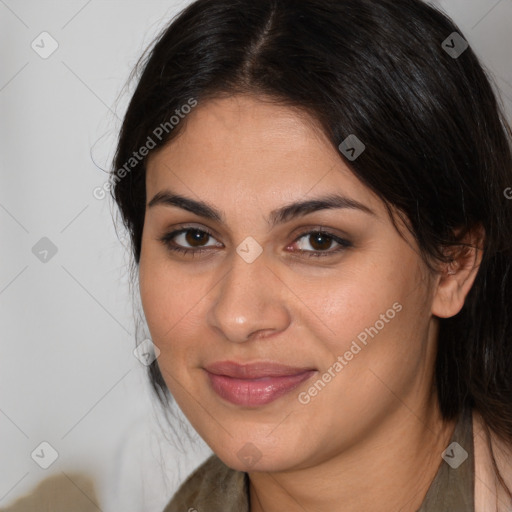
211,437,307,473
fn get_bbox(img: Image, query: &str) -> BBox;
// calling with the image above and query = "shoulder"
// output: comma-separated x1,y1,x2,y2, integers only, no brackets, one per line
162,454,249,512
473,409,512,512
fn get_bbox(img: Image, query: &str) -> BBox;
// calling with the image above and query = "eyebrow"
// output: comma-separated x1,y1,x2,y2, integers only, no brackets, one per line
147,189,376,227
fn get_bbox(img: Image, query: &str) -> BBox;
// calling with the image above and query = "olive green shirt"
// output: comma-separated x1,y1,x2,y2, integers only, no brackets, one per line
163,407,474,511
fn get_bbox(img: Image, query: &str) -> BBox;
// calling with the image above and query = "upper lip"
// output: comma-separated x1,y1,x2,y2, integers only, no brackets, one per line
204,361,316,379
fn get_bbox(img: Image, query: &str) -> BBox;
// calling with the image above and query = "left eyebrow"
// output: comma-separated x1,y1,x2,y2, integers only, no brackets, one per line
269,194,376,226
147,189,376,227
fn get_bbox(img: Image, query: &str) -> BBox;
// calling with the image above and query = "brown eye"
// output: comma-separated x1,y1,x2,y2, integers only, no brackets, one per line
296,231,336,251
158,227,222,256
291,230,353,257
308,232,334,251
185,229,210,247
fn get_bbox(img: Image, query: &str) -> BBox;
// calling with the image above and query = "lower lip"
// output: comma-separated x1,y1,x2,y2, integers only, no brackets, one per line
205,370,316,407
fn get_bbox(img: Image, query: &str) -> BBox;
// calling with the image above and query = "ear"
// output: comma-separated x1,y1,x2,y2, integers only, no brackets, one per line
431,224,485,319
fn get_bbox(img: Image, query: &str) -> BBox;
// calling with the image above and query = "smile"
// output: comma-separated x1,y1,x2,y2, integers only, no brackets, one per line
204,361,317,407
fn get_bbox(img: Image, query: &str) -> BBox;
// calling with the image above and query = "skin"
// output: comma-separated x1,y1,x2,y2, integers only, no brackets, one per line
139,94,482,512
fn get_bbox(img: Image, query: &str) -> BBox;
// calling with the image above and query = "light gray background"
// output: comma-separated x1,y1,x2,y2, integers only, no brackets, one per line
1,0,511,510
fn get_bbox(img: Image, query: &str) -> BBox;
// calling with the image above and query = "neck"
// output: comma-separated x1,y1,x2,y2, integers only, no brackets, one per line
248,396,457,512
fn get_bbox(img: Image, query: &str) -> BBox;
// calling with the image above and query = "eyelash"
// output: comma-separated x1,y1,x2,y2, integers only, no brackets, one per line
157,226,353,258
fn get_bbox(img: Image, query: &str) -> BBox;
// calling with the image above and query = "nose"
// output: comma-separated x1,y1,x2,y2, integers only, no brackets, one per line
206,249,291,343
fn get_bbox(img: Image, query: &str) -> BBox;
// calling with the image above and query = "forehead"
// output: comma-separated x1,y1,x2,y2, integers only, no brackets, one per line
145,95,382,214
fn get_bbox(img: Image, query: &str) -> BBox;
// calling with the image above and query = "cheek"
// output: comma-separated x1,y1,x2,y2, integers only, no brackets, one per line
309,251,431,376
138,248,203,349
303,256,411,339
138,264,208,404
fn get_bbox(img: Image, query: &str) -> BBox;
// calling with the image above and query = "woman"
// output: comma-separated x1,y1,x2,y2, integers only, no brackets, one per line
110,0,512,510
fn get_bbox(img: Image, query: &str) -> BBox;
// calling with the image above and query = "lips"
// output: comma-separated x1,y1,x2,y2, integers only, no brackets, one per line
204,361,316,407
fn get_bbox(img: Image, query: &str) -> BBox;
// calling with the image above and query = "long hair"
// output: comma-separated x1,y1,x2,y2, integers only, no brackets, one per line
110,0,512,498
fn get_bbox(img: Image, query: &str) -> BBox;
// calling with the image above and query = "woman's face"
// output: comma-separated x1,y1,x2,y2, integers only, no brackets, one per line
139,94,440,472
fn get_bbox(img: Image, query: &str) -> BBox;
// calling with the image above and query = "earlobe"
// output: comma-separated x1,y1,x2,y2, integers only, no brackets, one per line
431,225,485,319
